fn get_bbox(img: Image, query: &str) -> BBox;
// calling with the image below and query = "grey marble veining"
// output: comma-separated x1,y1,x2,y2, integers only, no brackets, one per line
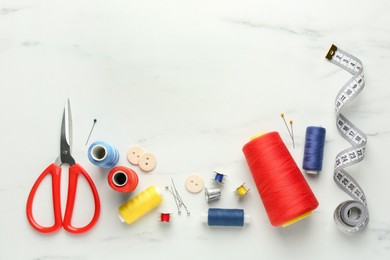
1,0,390,259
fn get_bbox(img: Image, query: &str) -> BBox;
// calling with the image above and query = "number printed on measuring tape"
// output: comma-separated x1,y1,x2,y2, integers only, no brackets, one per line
325,44,369,233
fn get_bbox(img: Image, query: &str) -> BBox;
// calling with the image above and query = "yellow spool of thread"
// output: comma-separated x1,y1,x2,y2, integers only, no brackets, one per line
235,183,249,197
118,185,163,224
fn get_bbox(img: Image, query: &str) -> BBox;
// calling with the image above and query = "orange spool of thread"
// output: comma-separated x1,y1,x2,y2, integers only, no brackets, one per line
242,132,319,227
108,166,139,192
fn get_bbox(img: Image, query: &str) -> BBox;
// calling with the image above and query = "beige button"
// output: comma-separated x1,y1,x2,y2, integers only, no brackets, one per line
185,174,204,193
127,146,145,165
138,152,157,172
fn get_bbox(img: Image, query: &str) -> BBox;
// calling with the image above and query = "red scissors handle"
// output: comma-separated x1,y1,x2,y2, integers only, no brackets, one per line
26,163,100,234
26,163,63,233
63,163,100,234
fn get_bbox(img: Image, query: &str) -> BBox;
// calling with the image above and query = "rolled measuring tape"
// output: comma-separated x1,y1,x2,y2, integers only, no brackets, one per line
88,141,119,168
108,166,139,192
326,44,369,232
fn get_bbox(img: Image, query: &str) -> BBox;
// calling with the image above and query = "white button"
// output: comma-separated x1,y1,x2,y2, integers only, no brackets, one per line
127,146,145,165
138,152,157,172
185,174,204,193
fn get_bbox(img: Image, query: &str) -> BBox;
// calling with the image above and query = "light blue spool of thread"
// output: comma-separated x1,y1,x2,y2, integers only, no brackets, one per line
204,208,250,227
303,126,326,175
88,141,119,168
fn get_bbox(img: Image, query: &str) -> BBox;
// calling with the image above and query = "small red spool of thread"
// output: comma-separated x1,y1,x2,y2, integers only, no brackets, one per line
108,166,139,192
160,213,171,223
242,132,319,227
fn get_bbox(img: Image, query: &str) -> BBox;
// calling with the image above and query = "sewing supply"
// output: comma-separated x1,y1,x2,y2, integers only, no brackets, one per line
127,146,145,165
138,152,157,172
202,208,250,227
160,213,171,223
235,183,250,197
185,174,204,193
127,146,157,172
289,120,295,148
166,186,181,215
108,166,139,192
280,113,295,148
118,186,163,224
88,141,119,168
85,118,97,146
303,126,326,174
171,178,190,215
205,187,221,202
213,171,226,183
242,131,319,227
326,44,369,232
26,99,100,234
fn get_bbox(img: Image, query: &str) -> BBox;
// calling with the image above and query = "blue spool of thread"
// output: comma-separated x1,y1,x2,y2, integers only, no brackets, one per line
205,208,250,227
88,141,119,168
213,172,226,183
303,126,326,174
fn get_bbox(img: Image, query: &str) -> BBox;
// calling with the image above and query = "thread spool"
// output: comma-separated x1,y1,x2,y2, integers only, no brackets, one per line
213,172,226,183
202,208,250,227
205,187,221,202
108,166,139,192
235,183,250,197
160,213,171,223
303,126,326,174
118,186,163,224
88,141,119,168
242,132,319,227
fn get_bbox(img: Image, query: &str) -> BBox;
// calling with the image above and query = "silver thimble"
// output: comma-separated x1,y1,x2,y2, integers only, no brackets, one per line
205,187,221,202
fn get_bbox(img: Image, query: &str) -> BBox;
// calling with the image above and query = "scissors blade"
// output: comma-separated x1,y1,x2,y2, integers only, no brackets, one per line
60,99,75,165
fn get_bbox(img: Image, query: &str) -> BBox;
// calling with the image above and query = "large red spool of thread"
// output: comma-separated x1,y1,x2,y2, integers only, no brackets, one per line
242,132,319,226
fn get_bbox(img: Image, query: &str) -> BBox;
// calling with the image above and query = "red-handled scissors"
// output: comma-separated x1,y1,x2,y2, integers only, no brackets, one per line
26,99,100,234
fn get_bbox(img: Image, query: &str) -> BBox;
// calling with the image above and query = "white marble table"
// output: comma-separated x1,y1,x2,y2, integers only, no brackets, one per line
1,0,389,259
